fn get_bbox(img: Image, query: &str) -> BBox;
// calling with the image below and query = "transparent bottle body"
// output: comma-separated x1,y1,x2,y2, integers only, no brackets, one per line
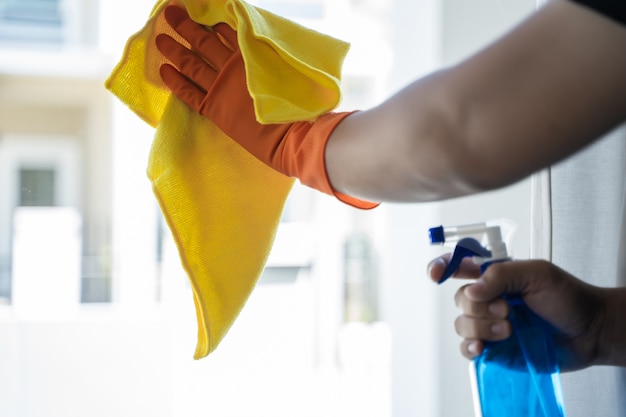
473,295,567,417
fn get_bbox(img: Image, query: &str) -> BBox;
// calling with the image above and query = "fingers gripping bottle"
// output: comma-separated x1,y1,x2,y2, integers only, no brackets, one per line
428,220,567,417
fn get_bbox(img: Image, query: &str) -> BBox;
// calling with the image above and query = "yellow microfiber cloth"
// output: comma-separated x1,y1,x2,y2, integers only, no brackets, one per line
105,0,350,359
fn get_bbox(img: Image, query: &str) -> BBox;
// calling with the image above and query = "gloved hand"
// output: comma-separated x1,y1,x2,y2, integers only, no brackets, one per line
156,5,377,209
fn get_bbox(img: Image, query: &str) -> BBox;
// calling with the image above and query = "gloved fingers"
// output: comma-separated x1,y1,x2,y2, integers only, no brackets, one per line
160,63,207,112
212,22,238,53
163,5,234,70
156,34,218,93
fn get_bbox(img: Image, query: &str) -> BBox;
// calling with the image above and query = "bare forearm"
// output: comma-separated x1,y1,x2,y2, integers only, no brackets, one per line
325,0,626,204
326,71,478,203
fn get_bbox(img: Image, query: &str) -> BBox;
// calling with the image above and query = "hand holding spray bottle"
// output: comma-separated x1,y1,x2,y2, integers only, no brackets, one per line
429,220,567,417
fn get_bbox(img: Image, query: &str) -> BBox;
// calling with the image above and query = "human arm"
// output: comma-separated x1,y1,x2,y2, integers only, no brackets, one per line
326,0,626,202
427,256,626,371
157,0,626,204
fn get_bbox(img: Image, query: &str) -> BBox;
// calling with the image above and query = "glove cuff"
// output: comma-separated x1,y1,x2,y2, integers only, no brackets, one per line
292,111,379,210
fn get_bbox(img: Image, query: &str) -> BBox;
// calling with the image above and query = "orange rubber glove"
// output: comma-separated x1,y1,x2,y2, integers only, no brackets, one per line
155,5,377,209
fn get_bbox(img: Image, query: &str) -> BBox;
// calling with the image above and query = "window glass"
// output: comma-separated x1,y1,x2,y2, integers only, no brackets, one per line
0,0,63,44
19,168,56,207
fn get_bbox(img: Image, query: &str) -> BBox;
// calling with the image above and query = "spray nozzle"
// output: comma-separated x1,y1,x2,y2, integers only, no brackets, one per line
429,219,516,284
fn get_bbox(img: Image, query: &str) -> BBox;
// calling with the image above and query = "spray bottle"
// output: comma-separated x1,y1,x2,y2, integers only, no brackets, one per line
428,220,567,417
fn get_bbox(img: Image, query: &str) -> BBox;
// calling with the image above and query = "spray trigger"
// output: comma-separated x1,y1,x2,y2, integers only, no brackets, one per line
438,237,492,284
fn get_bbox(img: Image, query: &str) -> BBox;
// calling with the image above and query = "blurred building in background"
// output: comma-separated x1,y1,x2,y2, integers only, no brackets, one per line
0,0,109,305
0,1,534,416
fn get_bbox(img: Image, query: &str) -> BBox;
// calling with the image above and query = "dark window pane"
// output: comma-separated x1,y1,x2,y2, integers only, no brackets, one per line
19,168,56,206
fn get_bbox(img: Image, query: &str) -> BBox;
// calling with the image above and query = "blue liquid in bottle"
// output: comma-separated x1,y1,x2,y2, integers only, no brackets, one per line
473,295,566,417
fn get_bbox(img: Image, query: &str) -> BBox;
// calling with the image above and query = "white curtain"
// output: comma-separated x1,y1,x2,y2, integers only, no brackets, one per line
530,124,626,417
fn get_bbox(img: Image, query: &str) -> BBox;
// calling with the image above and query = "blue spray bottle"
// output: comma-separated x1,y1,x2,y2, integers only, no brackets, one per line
428,220,567,417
